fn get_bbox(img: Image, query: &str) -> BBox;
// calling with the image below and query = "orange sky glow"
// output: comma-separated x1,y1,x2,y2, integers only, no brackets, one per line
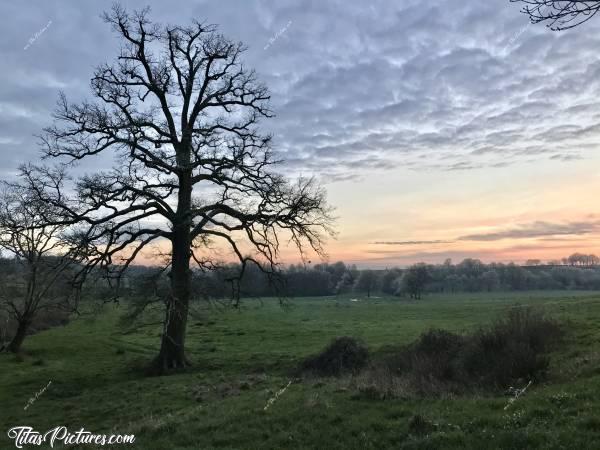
131,156,600,269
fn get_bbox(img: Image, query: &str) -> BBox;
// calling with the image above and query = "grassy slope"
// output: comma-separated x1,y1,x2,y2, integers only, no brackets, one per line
2,291,600,449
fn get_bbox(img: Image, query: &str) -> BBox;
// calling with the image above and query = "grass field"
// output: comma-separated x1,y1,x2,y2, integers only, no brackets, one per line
3,291,600,449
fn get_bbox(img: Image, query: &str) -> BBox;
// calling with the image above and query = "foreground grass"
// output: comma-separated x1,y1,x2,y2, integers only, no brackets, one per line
2,291,600,449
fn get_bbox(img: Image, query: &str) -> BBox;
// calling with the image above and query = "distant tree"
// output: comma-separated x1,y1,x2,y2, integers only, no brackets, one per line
25,6,333,372
327,261,348,289
399,264,429,299
284,266,332,297
445,273,463,293
457,258,485,278
455,258,486,291
238,263,272,297
0,181,83,353
566,253,594,266
380,268,401,295
510,0,600,30
313,261,346,293
525,259,541,266
336,270,356,295
502,263,529,290
568,253,579,266
481,270,500,292
353,270,378,298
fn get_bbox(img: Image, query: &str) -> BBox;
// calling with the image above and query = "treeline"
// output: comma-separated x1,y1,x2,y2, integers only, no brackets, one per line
4,254,600,307
533,253,600,267
122,254,600,300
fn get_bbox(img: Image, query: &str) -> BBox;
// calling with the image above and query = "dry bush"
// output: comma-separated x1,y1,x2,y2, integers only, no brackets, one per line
357,329,468,396
394,329,465,382
461,307,562,387
299,336,369,377
352,363,411,399
350,307,563,397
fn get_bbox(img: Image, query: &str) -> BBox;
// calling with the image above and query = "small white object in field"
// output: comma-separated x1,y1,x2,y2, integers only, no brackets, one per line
350,299,359,302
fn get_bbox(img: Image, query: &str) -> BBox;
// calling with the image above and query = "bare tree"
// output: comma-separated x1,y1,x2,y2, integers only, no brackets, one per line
510,0,600,30
398,264,430,300
353,269,378,298
0,181,82,353
27,6,333,373
525,259,542,266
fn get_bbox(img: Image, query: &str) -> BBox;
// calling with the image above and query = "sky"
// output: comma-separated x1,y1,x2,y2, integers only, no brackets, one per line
2,0,600,268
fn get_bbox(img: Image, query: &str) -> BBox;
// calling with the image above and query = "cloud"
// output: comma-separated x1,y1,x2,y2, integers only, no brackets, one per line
458,220,600,241
368,219,600,257
264,4,600,178
372,240,454,245
2,0,600,182
357,241,586,267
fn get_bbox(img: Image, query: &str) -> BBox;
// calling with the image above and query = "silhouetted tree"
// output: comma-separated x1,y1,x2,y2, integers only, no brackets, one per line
380,268,401,294
481,270,500,292
510,0,600,30
336,269,356,295
314,261,347,292
0,181,83,353
525,259,541,266
354,269,378,298
565,252,600,266
400,264,429,299
25,6,333,372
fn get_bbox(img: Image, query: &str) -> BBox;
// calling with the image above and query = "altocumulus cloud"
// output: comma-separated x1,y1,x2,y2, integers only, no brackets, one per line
2,0,600,180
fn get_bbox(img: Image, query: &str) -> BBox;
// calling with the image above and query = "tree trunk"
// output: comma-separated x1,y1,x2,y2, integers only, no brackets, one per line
152,226,192,373
152,164,193,374
8,318,30,353
7,268,38,353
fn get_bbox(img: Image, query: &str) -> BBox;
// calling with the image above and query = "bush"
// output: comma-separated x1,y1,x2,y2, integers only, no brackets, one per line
378,329,467,395
461,307,562,387
29,309,70,333
375,329,466,394
406,329,465,381
299,336,369,377
0,308,70,348
355,307,563,396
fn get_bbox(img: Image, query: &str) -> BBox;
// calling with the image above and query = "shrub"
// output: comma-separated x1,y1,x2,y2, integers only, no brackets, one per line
461,307,562,386
0,308,70,354
405,329,465,381
378,329,466,394
353,364,402,400
352,307,563,396
299,336,369,377
29,309,70,333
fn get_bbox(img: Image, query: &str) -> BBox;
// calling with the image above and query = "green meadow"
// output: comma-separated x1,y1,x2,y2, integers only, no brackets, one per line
3,291,600,449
